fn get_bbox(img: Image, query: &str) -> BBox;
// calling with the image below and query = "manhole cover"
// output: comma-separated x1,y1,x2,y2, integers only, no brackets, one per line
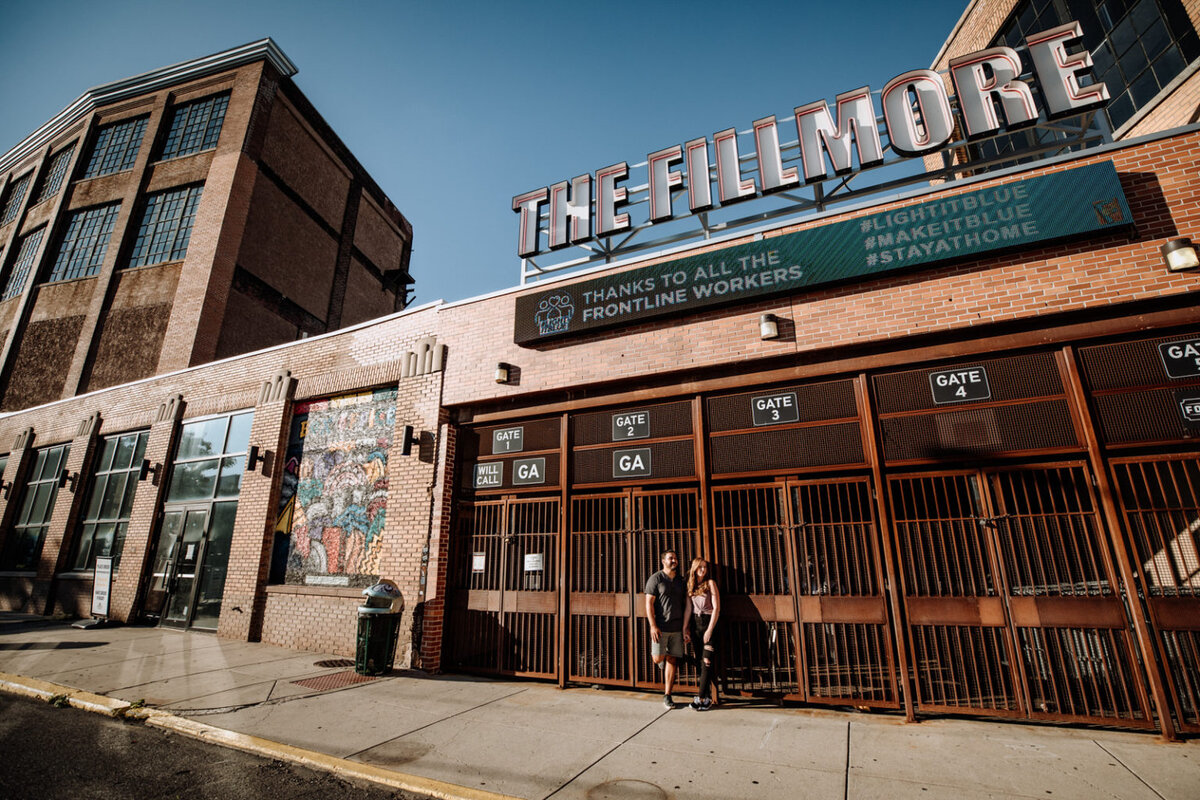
586,780,667,800
313,659,355,668
292,670,377,691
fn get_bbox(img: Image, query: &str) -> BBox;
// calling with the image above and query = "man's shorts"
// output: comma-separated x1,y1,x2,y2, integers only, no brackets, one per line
651,631,685,661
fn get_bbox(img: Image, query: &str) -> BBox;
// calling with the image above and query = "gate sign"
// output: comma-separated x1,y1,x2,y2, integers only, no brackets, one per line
1159,337,1200,379
613,447,652,478
492,427,524,454
612,410,650,441
930,366,991,404
474,462,502,488
1178,390,1200,430
513,457,546,485
752,392,799,426
91,556,113,618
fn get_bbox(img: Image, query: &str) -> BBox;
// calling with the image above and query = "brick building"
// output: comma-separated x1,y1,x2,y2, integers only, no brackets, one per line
0,39,414,413
1,2,1198,740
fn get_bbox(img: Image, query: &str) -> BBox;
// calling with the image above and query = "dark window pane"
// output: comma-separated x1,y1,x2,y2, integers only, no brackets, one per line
1152,45,1185,86
1130,68,1160,106
1107,91,1135,127
1120,42,1150,80
1092,41,1115,75
112,522,128,569
73,524,96,571
85,475,108,519
1112,16,1139,54
42,447,65,481
178,417,229,460
216,456,244,498
1142,18,1170,57
167,459,219,502
225,413,253,454
1130,0,1157,33
83,116,147,178
27,483,53,526
120,470,139,518
100,473,128,519
132,433,149,467
98,438,118,472
113,435,137,471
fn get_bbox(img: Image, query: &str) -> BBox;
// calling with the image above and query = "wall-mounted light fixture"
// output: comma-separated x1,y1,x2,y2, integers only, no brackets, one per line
139,459,162,482
247,445,268,472
0,479,11,500
760,313,780,340
495,363,512,384
401,425,421,456
59,470,79,492
1162,237,1199,272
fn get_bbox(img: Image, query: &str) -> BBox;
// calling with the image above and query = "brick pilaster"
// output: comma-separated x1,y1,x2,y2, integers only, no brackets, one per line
36,412,102,614
418,412,456,672
217,369,294,641
108,394,183,622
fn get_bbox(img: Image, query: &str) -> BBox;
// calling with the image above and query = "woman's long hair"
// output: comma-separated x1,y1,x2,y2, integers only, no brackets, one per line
687,557,712,596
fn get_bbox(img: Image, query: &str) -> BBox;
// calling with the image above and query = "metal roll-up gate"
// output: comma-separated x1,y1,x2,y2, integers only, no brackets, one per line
444,496,560,678
1111,454,1200,732
889,464,1152,726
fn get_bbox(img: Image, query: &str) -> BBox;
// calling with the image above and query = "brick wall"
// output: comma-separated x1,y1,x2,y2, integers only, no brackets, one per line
0,128,1195,667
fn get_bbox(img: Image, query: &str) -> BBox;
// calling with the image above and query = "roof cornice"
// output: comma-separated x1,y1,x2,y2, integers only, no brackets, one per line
0,38,297,175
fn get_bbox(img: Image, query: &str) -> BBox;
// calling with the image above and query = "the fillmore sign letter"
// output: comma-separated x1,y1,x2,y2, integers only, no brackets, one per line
512,21,1108,258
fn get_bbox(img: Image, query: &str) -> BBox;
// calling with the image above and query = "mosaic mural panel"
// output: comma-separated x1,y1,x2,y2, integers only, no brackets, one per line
277,388,397,586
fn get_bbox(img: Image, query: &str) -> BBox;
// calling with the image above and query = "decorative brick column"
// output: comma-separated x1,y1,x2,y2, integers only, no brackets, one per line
217,369,294,641
0,427,37,612
109,394,183,623
36,411,102,614
417,412,456,672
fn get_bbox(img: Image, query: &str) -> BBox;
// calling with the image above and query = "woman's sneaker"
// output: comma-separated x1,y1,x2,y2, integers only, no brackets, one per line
699,698,713,711
689,697,703,710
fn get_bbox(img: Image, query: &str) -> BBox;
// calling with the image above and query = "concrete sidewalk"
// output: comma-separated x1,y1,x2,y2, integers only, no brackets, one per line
1,613,1197,800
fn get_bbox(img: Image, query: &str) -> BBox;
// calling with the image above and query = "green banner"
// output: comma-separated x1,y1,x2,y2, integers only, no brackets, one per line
514,161,1131,344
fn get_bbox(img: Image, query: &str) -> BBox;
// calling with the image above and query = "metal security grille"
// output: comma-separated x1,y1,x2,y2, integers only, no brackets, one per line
791,478,898,707
889,465,1151,726
1111,455,1200,732
988,466,1149,725
890,472,1022,716
633,490,700,688
569,493,630,685
711,485,798,695
566,489,700,689
444,497,559,678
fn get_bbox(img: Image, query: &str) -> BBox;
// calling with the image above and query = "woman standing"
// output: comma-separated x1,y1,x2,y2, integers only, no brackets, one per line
683,557,720,710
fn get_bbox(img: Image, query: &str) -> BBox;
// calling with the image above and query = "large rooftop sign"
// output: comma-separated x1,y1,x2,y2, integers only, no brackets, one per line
512,21,1108,264
513,160,1130,345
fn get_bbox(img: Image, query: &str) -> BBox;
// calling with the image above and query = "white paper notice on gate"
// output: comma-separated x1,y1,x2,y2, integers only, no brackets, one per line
472,552,486,573
524,553,544,572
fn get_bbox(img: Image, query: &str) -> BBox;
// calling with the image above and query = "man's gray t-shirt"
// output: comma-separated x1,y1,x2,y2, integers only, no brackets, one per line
645,570,686,633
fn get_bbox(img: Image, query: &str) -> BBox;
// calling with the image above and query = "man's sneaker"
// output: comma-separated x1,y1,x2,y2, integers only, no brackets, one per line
663,694,674,709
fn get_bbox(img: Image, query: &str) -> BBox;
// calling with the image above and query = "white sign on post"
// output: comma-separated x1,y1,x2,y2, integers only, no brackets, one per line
91,556,113,618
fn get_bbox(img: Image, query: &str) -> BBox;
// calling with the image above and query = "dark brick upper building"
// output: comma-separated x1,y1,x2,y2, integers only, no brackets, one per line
0,39,413,412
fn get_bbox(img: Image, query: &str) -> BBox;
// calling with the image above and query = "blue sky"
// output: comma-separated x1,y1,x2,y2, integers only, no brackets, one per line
0,0,970,305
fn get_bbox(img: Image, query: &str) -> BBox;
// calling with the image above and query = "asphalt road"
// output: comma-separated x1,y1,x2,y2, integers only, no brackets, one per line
0,693,432,800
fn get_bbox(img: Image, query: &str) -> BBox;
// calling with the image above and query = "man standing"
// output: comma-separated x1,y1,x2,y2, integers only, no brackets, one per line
645,549,686,709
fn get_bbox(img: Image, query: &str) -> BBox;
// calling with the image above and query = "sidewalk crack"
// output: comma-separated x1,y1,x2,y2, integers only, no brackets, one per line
541,706,673,800
1093,740,1168,800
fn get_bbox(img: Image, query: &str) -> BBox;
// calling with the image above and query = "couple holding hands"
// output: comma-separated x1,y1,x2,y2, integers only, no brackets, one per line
645,550,720,710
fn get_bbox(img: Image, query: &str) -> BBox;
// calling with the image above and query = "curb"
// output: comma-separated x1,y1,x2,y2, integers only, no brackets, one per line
0,672,519,800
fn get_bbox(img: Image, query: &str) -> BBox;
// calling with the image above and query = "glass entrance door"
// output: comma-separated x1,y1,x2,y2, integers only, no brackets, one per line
161,507,209,628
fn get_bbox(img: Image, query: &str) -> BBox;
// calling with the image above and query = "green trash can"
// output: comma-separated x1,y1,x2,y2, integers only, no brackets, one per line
355,580,404,676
